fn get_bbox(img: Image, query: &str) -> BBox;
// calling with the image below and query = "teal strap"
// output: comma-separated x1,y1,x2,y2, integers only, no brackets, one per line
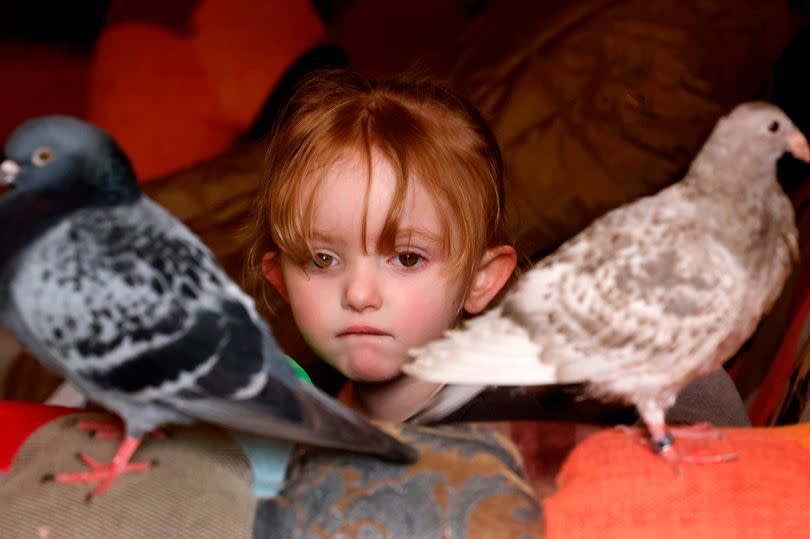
234,433,295,499
236,356,313,498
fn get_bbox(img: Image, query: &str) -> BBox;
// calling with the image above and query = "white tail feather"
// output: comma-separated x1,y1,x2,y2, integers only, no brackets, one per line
404,308,558,385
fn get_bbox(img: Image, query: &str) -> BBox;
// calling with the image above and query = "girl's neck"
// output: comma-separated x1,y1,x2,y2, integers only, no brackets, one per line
351,376,444,422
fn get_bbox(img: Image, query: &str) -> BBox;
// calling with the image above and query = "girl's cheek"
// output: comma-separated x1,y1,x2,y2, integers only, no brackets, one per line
289,281,330,327
398,284,461,337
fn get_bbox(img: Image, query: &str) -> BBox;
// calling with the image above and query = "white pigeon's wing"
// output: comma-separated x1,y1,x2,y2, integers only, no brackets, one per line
406,307,555,385
407,190,749,401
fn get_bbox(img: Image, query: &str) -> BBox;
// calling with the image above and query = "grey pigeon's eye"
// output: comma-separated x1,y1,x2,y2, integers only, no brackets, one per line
768,120,780,133
32,147,54,167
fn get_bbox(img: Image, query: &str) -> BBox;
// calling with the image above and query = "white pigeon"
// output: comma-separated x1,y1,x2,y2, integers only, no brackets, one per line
405,102,809,461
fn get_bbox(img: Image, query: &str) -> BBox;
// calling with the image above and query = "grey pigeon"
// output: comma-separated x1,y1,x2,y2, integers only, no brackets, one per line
0,116,416,497
405,102,809,461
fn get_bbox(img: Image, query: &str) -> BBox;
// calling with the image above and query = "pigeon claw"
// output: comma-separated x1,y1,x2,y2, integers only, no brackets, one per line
652,425,737,472
619,423,737,473
48,436,150,500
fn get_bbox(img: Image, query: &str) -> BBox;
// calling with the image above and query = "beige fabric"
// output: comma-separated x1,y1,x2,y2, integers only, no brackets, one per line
0,412,256,539
1,411,544,538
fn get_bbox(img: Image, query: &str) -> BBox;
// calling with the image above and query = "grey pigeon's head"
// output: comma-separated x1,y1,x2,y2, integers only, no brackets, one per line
715,102,810,165
1,115,140,206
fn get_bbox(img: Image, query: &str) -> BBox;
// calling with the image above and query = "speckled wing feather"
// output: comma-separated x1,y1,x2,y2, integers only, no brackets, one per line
408,187,746,402
502,187,747,403
9,198,283,425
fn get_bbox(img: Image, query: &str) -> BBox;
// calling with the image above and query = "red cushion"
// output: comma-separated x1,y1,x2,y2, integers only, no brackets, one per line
0,401,81,473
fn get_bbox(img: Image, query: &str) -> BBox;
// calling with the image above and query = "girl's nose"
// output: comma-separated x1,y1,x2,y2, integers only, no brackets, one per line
342,263,382,312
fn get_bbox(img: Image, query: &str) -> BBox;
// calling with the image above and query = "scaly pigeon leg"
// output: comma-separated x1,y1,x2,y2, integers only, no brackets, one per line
71,418,167,441
74,419,125,440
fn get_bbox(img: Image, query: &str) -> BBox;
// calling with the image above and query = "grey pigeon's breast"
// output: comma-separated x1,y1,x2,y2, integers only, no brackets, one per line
7,198,248,380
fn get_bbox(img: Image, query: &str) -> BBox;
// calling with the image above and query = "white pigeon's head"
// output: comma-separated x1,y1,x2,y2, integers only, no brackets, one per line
715,102,810,166
1,115,140,206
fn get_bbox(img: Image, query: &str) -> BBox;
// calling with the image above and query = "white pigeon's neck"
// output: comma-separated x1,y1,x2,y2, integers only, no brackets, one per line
685,137,777,202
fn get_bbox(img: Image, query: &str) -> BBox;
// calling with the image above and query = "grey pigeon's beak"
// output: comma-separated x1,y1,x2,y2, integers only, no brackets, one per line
1,160,20,185
788,131,810,163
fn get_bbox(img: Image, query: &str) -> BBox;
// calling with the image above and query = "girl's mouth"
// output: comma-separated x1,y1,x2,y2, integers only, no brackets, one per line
337,325,391,337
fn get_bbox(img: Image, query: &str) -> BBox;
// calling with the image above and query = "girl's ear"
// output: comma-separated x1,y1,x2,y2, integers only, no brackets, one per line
261,252,289,301
463,245,517,314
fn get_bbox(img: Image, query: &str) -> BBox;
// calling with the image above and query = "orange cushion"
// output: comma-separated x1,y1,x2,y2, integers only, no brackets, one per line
545,427,810,538
87,0,324,181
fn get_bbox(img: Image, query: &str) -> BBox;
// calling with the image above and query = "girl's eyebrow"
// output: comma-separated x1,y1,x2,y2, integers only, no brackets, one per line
310,230,344,245
310,227,442,247
395,228,442,244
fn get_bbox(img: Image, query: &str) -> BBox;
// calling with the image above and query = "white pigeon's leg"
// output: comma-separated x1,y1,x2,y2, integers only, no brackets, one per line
44,436,153,501
633,403,735,468
636,405,679,456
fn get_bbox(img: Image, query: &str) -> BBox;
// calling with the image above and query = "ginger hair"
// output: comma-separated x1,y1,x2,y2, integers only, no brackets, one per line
245,68,509,313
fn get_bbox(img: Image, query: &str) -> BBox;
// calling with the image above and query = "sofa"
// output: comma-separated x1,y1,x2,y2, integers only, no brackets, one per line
2,1,810,536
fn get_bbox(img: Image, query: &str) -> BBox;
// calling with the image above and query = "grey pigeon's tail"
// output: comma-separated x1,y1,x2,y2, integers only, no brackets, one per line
153,294,417,463
171,366,418,463
262,379,419,463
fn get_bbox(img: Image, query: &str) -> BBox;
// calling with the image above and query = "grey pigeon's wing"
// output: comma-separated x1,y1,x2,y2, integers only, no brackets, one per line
10,198,416,461
10,197,271,413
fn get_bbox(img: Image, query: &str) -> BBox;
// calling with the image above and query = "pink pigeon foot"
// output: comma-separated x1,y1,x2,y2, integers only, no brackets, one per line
618,423,736,473
668,422,724,441
44,436,153,501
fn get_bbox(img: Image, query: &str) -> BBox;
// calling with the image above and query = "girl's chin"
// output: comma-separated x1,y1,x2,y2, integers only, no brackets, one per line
343,350,402,383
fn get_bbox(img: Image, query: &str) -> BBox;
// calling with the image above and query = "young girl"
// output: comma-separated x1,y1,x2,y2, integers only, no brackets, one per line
245,68,518,422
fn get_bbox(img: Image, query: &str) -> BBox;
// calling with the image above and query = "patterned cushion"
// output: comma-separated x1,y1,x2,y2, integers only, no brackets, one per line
0,402,543,538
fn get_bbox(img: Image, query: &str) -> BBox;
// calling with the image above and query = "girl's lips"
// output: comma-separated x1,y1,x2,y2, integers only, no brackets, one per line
337,325,391,337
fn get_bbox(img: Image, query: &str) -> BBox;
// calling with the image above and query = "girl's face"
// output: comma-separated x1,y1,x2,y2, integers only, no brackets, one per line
275,152,469,383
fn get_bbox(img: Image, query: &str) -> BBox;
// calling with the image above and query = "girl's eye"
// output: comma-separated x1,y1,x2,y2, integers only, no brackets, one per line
308,252,336,269
394,252,423,268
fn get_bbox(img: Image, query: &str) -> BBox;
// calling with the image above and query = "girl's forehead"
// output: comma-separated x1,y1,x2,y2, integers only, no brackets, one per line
300,150,456,248
313,155,430,217
306,150,412,203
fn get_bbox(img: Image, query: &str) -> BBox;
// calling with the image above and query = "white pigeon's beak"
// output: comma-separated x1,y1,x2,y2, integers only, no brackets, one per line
1,159,20,185
788,131,810,163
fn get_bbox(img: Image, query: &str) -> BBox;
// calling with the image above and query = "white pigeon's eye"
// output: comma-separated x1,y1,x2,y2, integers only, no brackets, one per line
768,120,780,133
32,147,54,167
